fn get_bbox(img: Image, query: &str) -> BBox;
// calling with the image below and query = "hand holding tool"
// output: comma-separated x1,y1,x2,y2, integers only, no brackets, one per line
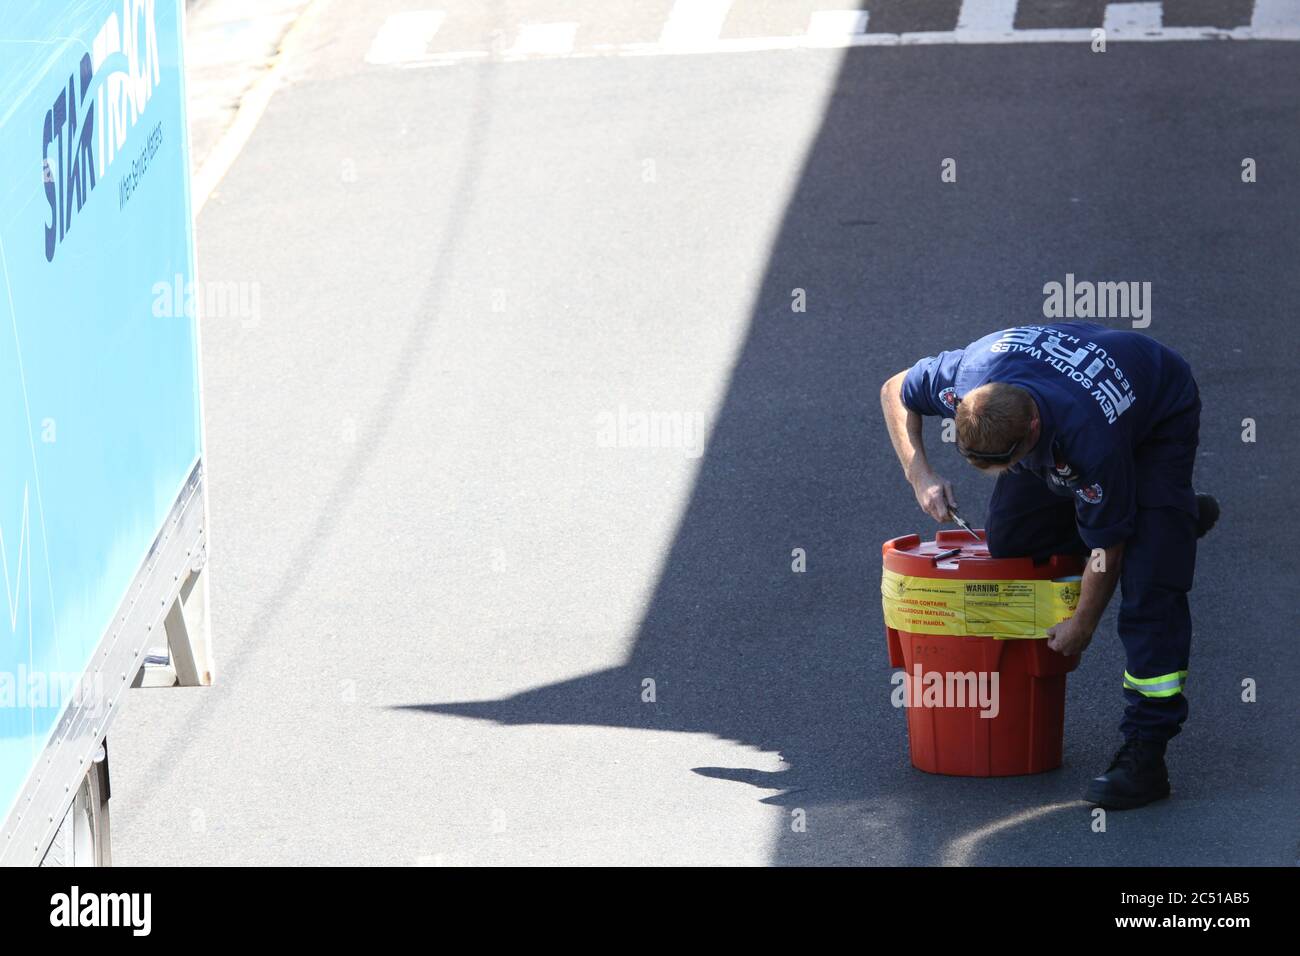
948,507,980,541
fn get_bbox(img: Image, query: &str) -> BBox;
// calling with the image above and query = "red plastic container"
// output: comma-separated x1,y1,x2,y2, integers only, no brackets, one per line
883,530,1084,777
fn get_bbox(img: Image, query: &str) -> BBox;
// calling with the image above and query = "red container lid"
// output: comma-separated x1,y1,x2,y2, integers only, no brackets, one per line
882,529,1084,581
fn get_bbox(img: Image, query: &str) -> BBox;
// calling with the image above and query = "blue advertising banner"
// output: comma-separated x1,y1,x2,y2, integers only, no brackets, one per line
0,0,201,826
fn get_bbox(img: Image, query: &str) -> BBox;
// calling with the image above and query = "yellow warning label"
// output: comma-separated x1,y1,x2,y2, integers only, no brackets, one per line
881,569,1080,639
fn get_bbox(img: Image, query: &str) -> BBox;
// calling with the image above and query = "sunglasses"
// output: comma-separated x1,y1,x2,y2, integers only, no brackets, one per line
957,436,1022,465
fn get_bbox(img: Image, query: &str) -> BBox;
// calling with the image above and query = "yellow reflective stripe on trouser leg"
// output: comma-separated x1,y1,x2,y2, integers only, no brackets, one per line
1123,670,1188,698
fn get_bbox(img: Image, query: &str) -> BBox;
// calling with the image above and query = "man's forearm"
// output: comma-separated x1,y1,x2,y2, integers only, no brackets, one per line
1073,543,1125,631
881,371,931,483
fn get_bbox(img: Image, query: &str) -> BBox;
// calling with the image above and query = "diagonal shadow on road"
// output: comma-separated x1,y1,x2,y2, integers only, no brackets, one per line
399,35,1300,866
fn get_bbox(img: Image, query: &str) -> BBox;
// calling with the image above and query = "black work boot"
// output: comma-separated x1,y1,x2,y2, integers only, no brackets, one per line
1195,493,1219,539
1085,738,1171,810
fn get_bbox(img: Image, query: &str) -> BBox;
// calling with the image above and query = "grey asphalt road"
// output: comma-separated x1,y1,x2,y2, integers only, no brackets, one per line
109,0,1300,865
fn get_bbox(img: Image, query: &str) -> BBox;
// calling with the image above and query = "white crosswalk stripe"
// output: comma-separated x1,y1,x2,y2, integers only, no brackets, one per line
659,0,734,49
365,2,1300,69
364,9,445,65
1251,0,1300,28
955,0,1018,34
1103,2,1164,33
806,10,870,40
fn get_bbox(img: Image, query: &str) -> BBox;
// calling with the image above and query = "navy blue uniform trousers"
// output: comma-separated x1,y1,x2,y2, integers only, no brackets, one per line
985,396,1201,743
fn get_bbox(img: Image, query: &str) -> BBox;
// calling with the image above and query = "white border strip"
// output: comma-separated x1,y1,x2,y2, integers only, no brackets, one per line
396,23,1300,68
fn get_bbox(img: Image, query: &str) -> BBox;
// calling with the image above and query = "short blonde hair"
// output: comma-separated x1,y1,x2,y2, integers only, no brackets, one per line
955,383,1035,469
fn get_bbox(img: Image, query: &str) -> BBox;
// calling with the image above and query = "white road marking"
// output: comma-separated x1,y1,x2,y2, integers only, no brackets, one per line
596,24,1300,59
365,10,446,65
399,50,489,67
659,0,734,49
1252,0,1300,29
1104,2,1163,33
376,3,1300,70
956,0,1018,34
807,10,870,40
507,22,580,57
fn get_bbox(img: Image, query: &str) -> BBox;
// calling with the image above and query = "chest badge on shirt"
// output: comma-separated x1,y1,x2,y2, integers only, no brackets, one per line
1049,452,1078,488
1075,482,1104,504
939,387,958,412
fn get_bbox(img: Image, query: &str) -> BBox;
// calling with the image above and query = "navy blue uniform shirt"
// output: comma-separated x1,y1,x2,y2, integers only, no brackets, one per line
900,322,1199,550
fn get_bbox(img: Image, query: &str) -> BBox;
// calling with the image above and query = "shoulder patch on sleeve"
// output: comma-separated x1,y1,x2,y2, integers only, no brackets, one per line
1075,482,1104,504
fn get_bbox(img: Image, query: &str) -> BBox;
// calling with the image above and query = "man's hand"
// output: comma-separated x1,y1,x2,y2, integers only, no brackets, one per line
1047,542,1121,657
911,469,956,523
1046,615,1094,656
